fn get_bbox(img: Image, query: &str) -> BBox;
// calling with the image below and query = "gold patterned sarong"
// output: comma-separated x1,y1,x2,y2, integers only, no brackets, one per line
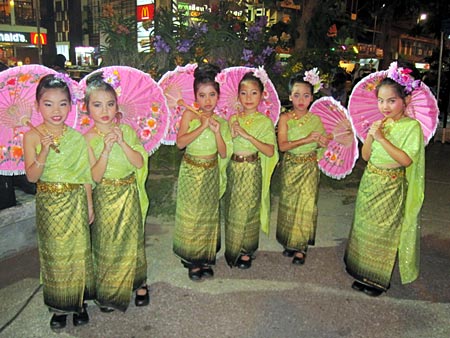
344,163,406,290
173,154,220,267
92,174,147,312
223,158,262,266
36,182,95,313
276,152,319,252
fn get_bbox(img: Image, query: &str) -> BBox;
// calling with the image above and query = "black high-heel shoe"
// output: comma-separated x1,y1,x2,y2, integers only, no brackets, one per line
292,252,306,265
188,267,203,281
50,314,67,330
201,266,214,278
73,303,89,326
135,285,150,307
99,306,115,313
236,256,252,269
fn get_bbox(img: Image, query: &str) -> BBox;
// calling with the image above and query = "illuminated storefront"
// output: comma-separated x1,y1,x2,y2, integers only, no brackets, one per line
136,0,155,52
0,0,47,65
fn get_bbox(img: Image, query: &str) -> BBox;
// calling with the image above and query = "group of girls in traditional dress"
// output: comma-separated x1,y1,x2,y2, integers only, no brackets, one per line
174,64,279,280
24,60,426,329
24,73,150,331
174,61,426,302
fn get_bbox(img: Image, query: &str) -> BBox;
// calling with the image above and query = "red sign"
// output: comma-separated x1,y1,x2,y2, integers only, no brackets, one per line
30,32,47,45
136,4,154,21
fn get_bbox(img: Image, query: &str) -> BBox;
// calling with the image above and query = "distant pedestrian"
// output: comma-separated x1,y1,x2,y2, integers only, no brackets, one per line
223,69,278,269
330,72,349,106
173,63,230,281
23,74,94,330
344,62,425,296
52,54,67,73
276,69,329,265
83,71,150,312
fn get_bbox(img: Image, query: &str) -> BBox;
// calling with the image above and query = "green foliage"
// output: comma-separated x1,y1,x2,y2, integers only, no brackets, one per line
146,4,281,82
98,4,149,68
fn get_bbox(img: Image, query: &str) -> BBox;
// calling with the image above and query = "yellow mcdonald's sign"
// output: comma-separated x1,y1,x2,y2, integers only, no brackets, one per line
31,32,47,45
137,4,154,22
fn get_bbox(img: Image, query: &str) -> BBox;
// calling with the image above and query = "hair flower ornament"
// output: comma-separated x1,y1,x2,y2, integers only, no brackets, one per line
303,68,323,94
215,72,226,85
387,61,421,94
53,72,71,85
102,68,122,96
53,72,82,104
253,66,269,86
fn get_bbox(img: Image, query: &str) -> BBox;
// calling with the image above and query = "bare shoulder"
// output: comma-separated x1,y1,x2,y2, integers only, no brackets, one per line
83,128,96,142
24,127,40,143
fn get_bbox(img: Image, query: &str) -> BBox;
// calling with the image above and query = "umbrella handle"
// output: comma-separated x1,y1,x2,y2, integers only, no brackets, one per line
177,99,201,115
24,121,60,153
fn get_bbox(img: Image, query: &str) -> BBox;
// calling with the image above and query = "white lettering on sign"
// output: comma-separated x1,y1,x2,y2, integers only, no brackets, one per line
0,32,29,43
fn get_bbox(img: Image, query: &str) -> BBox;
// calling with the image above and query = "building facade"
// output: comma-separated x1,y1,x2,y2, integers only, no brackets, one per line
0,0,47,66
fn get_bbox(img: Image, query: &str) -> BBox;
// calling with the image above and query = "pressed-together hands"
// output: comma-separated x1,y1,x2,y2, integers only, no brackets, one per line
368,120,385,141
197,113,221,136
306,131,330,148
231,120,251,139
102,126,125,154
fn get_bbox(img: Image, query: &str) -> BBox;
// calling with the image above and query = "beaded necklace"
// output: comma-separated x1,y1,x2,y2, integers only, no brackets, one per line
238,111,256,126
291,111,312,128
93,125,115,137
42,124,67,147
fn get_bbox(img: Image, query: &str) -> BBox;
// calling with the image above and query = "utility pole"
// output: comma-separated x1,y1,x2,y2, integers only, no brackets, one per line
34,0,42,65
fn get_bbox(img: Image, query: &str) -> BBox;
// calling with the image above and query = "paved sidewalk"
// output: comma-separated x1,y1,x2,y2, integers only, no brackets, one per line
1,142,449,338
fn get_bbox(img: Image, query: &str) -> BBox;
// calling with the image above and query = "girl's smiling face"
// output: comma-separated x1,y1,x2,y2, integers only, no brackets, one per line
36,88,71,128
377,85,407,121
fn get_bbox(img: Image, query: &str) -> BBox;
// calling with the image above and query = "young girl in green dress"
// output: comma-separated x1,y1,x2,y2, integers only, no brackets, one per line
276,69,329,265
83,72,149,311
173,63,230,281
224,69,278,269
24,74,94,329
345,62,425,297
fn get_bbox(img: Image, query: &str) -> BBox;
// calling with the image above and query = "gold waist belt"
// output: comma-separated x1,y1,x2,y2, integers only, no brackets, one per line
367,162,405,180
37,181,82,193
100,174,136,186
285,152,317,164
231,153,259,162
183,154,218,169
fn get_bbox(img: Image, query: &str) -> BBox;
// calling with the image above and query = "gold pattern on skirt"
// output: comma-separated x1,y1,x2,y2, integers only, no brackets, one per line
37,181,82,193
183,153,218,168
284,151,317,164
100,173,136,186
367,162,405,180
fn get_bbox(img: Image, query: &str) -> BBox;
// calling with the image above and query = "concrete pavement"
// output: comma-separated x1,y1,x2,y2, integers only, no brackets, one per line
0,141,449,338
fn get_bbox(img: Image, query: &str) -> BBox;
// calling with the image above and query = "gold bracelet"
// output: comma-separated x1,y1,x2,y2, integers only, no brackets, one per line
34,158,45,167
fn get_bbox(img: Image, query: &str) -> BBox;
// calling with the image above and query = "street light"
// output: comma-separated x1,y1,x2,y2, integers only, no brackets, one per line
9,1,15,25
372,3,386,47
417,13,427,24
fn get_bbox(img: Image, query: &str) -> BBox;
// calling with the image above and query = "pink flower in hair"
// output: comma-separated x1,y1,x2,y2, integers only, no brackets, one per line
387,62,421,94
303,68,323,94
253,66,269,86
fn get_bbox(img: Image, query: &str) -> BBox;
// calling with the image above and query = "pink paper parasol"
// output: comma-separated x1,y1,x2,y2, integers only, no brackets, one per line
348,70,439,145
76,66,170,154
0,65,78,175
157,63,198,145
310,96,359,179
215,66,280,123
